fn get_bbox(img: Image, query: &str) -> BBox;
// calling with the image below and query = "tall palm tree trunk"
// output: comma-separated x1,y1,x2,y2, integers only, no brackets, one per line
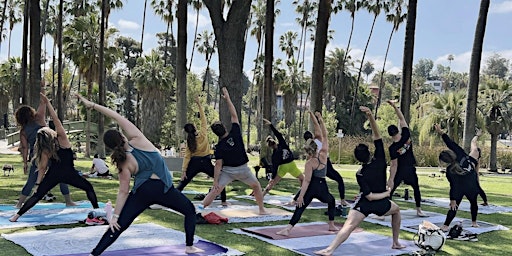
400,0,417,123
350,15,377,124
20,0,29,104
462,0,490,151
189,7,200,71
97,0,107,157
0,0,7,52
29,0,42,107
176,0,188,142
375,28,395,118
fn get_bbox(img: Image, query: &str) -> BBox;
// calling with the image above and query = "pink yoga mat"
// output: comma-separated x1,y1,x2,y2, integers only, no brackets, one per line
241,222,363,240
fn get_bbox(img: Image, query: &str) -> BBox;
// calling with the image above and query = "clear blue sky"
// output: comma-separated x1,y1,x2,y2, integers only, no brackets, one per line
1,0,511,80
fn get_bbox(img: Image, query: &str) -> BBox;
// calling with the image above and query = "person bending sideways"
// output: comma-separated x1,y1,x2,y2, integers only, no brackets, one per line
10,93,98,222
77,94,203,255
201,87,268,215
434,124,480,231
260,118,304,196
314,107,405,255
276,111,338,236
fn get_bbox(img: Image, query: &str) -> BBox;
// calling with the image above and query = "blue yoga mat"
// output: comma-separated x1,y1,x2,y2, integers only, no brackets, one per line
0,201,104,229
59,240,229,256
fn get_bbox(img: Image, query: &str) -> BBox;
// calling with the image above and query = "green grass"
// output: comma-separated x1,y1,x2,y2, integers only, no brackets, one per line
0,154,511,255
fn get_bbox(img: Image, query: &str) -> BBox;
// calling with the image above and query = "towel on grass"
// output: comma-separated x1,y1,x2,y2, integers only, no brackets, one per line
363,209,509,234
395,197,512,214
236,195,327,211
2,223,244,256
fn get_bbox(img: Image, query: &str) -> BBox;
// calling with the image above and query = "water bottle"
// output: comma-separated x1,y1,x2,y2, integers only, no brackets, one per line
105,200,113,222
404,189,409,200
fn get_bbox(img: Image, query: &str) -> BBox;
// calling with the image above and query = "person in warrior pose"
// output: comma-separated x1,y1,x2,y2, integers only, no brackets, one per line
77,94,203,255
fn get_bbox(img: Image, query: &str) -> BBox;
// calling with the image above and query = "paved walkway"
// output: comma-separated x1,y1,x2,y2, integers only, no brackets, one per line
0,139,19,155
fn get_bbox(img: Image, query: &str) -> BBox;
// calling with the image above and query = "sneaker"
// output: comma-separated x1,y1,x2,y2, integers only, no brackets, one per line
85,217,106,226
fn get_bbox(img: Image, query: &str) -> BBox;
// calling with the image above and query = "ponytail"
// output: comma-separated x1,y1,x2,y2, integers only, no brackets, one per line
184,123,197,153
439,149,464,175
104,129,126,172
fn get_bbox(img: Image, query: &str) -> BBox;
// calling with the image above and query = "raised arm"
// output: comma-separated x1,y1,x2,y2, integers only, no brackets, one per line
469,129,482,159
309,111,322,141
435,124,465,156
34,84,47,126
360,106,380,140
196,96,207,134
388,100,407,128
41,93,71,148
221,87,238,124
77,94,145,144
315,112,328,153
264,118,286,145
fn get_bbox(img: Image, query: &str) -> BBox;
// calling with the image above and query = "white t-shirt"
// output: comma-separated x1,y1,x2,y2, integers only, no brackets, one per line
314,138,323,153
92,158,109,174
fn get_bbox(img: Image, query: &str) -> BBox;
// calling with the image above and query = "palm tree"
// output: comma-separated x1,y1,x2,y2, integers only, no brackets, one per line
176,0,187,141
375,0,406,117
462,0,490,151
417,90,466,145
63,12,121,156
279,31,298,60
132,51,174,143
196,30,216,102
6,0,21,58
350,0,386,123
151,0,175,66
362,61,374,84
0,0,8,52
249,0,266,141
478,77,512,172
0,57,21,114
400,0,417,123
188,0,202,70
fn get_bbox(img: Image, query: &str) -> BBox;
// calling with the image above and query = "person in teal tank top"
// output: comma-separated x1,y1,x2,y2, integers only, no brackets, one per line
77,94,203,255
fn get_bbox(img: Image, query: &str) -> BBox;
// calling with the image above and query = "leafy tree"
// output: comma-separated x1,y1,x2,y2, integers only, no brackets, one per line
483,53,509,79
0,57,21,115
413,58,434,79
362,61,374,84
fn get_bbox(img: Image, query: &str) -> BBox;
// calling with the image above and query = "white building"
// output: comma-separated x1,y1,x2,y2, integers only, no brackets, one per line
425,80,444,94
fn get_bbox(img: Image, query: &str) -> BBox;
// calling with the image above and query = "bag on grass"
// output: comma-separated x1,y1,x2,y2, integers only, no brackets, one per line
414,220,446,252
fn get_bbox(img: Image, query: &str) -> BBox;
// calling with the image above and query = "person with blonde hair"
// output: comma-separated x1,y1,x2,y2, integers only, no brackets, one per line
434,124,480,231
260,118,304,196
276,111,338,236
10,93,99,222
14,88,75,208
76,94,203,255
314,107,405,255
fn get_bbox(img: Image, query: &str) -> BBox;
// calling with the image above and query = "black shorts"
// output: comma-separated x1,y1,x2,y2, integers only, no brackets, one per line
353,197,391,217
395,166,418,186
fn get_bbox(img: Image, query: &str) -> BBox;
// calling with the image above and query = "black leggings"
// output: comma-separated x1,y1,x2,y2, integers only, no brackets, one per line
290,177,335,226
478,182,488,203
91,180,196,255
176,156,227,202
325,158,345,200
443,191,479,226
390,168,422,208
17,166,99,216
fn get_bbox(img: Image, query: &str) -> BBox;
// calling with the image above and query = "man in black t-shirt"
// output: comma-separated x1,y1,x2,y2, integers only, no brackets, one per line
201,87,268,215
314,106,405,256
387,100,427,217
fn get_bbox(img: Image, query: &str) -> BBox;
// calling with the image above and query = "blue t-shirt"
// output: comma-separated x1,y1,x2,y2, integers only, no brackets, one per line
129,145,173,193
214,123,249,167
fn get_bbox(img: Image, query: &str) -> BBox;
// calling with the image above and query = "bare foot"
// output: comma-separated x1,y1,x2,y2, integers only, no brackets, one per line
417,210,428,217
66,201,78,207
258,208,271,215
221,201,231,207
15,203,23,209
276,228,290,236
313,248,333,255
9,214,20,222
472,222,480,228
392,242,406,249
185,245,204,254
441,225,449,232
328,224,340,232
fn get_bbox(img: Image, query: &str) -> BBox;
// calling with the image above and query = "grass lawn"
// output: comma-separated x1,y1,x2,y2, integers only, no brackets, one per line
0,153,510,255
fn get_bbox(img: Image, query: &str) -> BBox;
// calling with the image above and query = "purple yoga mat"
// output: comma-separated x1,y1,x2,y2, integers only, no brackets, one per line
59,240,228,256
241,222,363,240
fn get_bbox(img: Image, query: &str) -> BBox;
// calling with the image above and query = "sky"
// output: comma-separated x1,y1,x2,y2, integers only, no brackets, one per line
1,0,511,81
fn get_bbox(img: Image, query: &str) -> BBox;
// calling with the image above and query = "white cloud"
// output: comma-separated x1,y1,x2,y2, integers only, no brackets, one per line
434,49,512,73
188,11,211,30
490,1,512,14
117,19,140,30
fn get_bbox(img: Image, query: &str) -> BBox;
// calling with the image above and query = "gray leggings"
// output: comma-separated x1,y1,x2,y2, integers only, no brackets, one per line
21,162,70,196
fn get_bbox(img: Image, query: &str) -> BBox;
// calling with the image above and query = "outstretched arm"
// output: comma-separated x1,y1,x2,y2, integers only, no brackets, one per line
435,124,465,155
360,106,380,140
221,87,238,124
77,94,144,143
315,112,329,153
34,84,47,126
388,100,407,128
469,129,481,160
309,111,322,141
41,93,71,148
196,96,207,134
264,118,286,145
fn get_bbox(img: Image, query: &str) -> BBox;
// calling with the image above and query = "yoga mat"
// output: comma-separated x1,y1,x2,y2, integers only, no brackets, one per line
296,238,417,256
363,209,509,234
2,223,244,256
396,197,512,214
241,222,363,240
59,240,229,256
0,201,104,229
230,223,418,256
236,195,327,211
150,199,252,210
